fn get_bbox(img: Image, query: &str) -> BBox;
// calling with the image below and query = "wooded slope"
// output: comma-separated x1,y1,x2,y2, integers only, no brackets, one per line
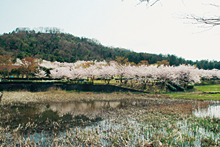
0,28,219,69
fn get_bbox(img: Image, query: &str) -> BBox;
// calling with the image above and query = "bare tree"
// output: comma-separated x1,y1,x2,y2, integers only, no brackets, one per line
138,0,220,26
137,0,160,6
185,14,220,26
184,2,220,27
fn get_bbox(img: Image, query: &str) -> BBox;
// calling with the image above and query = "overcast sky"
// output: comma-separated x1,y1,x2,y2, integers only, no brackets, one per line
0,0,220,61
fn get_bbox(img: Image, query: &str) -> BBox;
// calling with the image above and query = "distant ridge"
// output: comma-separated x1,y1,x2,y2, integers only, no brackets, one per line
0,27,220,69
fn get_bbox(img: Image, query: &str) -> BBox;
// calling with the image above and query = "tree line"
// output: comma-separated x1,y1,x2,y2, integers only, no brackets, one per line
0,27,220,70
1,54,220,89
35,59,220,87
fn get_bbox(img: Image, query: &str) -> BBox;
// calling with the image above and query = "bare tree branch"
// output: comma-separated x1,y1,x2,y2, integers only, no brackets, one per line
137,0,220,26
137,0,160,6
186,14,220,26
209,3,220,8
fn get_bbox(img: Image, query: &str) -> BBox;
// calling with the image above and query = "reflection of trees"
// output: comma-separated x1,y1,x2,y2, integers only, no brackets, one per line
103,101,111,108
149,101,211,115
47,101,122,115
89,101,96,111
25,100,212,118
119,100,128,108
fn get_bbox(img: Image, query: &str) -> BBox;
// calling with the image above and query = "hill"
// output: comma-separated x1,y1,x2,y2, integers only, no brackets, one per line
0,27,220,69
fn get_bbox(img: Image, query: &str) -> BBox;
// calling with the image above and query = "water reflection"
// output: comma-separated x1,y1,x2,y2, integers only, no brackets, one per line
48,101,121,115
194,104,220,118
1,99,219,133
44,100,213,116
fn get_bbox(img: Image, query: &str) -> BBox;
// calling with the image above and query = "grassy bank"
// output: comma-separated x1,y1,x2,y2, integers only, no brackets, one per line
1,84,220,104
166,93,220,100
165,85,220,100
194,84,220,92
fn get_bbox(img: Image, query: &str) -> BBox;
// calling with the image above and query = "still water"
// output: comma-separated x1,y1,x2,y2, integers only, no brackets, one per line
7,99,220,120
47,100,220,118
193,101,220,118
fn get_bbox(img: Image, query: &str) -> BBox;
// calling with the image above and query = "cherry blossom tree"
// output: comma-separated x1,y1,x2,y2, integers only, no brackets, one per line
114,63,127,83
210,69,220,79
69,67,83,80
139,65,158,84
124,64,138,84
35,68,47,78
83,65,100,83
171,64,201,87
50,67,71,79
157,65,174,84
37,59,220,88
99,64,118,84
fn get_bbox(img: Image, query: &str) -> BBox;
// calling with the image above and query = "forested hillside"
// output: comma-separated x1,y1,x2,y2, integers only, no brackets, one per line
0,27,220,69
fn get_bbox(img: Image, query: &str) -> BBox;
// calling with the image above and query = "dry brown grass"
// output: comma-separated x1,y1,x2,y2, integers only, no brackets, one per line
0,91,172,105
155,101,210,115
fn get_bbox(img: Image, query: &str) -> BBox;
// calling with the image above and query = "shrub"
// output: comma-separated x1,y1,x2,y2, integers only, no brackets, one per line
187,85,194,89
167,84,177,91
173,83,184,91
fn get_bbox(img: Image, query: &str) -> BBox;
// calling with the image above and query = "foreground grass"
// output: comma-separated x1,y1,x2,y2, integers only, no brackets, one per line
1,94,219,146
194,84,220,92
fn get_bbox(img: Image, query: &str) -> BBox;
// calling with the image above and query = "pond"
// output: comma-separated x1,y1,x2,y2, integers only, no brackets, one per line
0,99,220,146
193,101,220,118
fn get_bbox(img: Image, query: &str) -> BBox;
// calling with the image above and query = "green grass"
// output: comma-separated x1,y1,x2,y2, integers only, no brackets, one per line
93,80,117,84
166,93,220,100
194,84,220,92
165,84,220,100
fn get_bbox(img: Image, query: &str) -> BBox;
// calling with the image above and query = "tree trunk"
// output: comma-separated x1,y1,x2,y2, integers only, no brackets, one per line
144,83,146,89
27,72,29,80
120,74,123,83
91,76,94,84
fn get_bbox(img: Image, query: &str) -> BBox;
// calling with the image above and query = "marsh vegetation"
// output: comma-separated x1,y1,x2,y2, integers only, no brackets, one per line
0,91,220,146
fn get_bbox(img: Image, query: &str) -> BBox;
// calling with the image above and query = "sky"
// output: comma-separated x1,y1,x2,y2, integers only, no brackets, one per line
0,0,220,61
